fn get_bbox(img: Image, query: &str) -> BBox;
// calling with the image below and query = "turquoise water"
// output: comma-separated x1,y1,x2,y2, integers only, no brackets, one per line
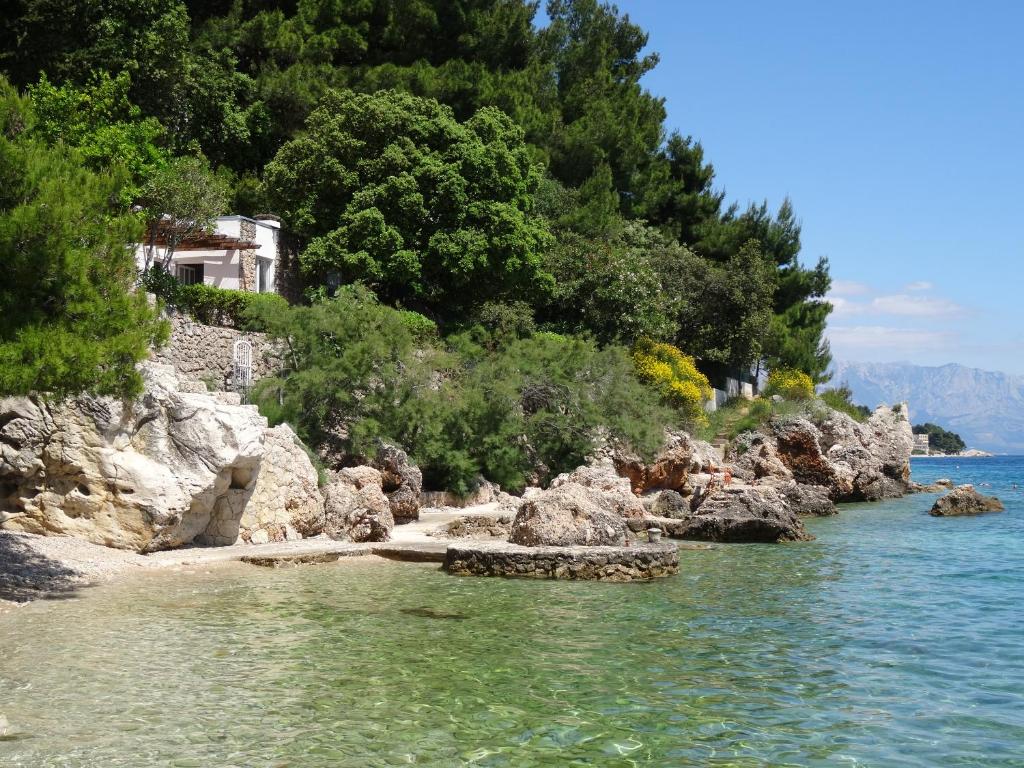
1,457,1022,767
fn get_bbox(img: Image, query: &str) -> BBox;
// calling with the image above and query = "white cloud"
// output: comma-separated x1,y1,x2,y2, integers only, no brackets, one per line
870,294,963,317
828,325,954,354
826,295,865,316
830,280,870,296
904,280,933,292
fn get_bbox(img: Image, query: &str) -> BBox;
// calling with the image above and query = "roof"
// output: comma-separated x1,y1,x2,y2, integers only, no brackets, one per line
149,223,260,252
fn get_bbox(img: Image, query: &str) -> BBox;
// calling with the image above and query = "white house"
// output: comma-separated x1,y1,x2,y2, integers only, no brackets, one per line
137,215,283,293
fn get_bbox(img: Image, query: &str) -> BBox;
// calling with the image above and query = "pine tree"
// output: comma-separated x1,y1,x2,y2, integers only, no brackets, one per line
0,79,166,398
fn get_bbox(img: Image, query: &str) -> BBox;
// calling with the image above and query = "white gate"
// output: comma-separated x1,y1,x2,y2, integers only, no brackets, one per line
233,340,253,392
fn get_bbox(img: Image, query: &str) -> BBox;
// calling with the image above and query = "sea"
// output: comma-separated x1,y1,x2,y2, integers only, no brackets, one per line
0,457,1021,767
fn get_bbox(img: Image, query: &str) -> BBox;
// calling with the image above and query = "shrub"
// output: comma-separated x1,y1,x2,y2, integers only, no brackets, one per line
765,368,814,400
396,309,439,344
632,338,713,425
819,386,871,422
246,288,673,494
141,266,289,330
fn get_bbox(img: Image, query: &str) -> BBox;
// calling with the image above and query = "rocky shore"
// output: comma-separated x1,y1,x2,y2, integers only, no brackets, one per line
1,363,932,595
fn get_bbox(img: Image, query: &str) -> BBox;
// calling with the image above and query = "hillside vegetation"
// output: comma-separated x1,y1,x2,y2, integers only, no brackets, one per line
0,1,836,489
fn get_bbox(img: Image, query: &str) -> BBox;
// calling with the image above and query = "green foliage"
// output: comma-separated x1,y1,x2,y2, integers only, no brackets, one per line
662,238,777,367
138,155,231,268
765,368,815,400
27,72,170,203
0,78,166,398
543,226,678,346
264,89,554,316
819,386,871,422
141,267,288,329
913,423,966,454
0,0,191,118
632,338,713,426
246,286,671,493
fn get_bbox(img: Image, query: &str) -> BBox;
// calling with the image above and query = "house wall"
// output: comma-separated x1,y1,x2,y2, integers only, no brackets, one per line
135,215,281,293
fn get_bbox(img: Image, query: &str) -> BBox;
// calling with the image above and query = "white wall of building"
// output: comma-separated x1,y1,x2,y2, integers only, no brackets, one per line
135,215,281,293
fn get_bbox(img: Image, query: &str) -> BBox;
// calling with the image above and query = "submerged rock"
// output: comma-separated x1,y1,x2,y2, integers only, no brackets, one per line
929,485,1004,517
508,483,627,547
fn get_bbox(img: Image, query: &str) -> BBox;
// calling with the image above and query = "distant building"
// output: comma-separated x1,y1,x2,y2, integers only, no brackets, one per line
136,215,283,294
913,433,930,455
701,361,758,412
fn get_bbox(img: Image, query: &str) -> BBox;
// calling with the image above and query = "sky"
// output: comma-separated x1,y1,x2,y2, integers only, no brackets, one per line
606,0,1024,374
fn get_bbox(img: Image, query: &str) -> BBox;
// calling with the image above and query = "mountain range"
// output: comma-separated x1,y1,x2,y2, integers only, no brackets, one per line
829,361,1024,454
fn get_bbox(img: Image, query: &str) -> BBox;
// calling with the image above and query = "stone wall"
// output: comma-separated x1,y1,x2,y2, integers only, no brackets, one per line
151,315,282,392
444,541,679,581
238,219,258,292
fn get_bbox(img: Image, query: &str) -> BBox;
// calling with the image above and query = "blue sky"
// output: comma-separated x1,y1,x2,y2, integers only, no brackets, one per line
605,1,1024,374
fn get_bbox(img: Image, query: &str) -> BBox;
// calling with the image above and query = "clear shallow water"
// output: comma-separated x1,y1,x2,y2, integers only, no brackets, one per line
1,458,1023,767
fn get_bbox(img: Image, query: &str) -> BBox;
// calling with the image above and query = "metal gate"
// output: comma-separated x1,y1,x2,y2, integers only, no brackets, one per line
233,340,253,393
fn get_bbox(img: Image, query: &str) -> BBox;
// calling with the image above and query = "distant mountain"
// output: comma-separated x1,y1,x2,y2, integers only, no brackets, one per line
829,361,1024,454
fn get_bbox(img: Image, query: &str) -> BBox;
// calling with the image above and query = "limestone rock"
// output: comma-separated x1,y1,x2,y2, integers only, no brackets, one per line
677,486,811,543
0,363,266,552
240,424,324,542
641,489,690,519
929,485,1004,517
729,433,793,484
508,484,627,547
372,443,422,522
549,461,644,519
613,431,719,495
322,480,394,541
337,465,384,490
780,483,836,516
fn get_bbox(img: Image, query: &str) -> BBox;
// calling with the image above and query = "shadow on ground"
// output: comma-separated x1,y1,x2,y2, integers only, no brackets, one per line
0,532,84,603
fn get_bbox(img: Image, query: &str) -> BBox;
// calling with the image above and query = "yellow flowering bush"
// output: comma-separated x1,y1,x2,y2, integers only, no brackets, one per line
632,338,713,425
765,368,814,400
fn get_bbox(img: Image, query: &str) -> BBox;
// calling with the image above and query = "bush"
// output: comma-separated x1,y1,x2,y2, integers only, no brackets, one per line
246,288,673,494
141,266,289,330
396,309,439,344
632,338,713,426
819,386,871,422
765,368,814,400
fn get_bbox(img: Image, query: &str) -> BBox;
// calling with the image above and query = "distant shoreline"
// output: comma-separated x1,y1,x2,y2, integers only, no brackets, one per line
911,453,996,459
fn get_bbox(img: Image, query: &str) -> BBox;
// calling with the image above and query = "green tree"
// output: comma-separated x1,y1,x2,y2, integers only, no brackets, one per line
27,72,170,203
0,0,190,118
263,88,554,315
0,79,166,398
137,155,231,271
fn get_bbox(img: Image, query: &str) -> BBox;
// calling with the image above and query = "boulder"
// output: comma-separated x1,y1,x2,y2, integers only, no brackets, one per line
240,424,324,542
322,480,394,541
508,484,627,547
929,485,1004,517
337,465,384,490
673,486,811,543
372,443,422,522
549,461,644,519
729,433,793,484
780,483,836,516
641,489,690,519
0,363,266,552
612,431,718,495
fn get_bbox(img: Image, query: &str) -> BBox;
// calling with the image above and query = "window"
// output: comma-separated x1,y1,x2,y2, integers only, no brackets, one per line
176,263,204,285
256,258,272,293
